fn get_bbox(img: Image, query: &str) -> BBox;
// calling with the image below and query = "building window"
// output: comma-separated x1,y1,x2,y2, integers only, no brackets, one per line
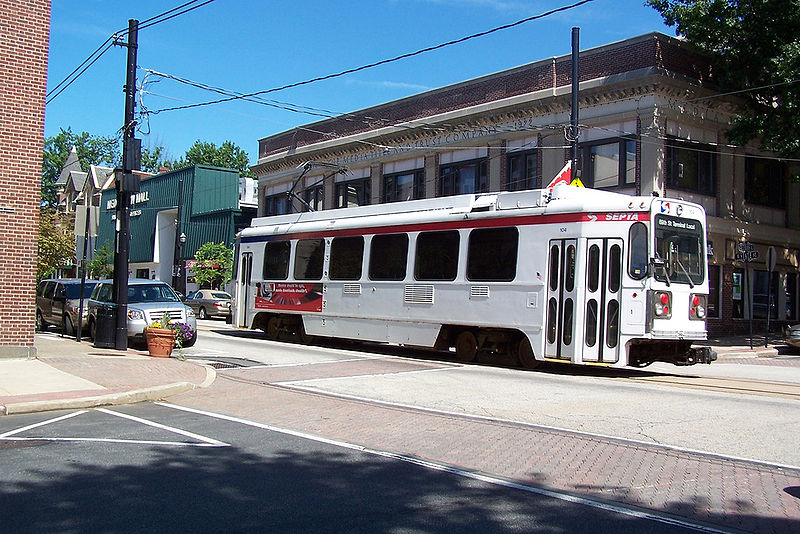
335,178,370,208
506,150,538,190
304,185,324,212
752,270,779,320
786,273,797,321
384,170,424,203
666,136,717,195
264,193,290,216
745,156,786,208
578,138,636,189
708,265,720,318
732,268,744,318
439,158,487,197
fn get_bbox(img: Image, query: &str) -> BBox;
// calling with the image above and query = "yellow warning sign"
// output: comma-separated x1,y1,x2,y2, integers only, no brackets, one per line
570,178,585,188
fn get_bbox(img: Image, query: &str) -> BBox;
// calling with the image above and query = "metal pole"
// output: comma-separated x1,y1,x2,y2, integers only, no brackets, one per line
172,177,184,293
76,204,91,342
113,19,139,351
570,27,580,178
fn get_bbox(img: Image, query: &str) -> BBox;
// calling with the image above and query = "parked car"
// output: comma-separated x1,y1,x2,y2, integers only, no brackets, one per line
86,279,197,347
184,289,232,320
36,278,98,336
785,324,800,352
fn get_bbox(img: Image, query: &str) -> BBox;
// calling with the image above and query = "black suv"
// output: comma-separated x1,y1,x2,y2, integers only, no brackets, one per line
36,278,98,336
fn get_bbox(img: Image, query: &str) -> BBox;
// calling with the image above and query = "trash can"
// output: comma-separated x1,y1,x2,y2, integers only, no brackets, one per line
93,305,117,348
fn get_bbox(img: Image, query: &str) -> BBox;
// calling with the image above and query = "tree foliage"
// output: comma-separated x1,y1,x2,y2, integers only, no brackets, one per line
86,244,114,279
191,242,234,289
42,128,120,207
37,208,75,280
648,0,800,157
173,140,254,177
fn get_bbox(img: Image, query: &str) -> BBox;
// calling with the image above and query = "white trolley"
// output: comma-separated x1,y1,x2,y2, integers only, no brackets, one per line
232,184,715,368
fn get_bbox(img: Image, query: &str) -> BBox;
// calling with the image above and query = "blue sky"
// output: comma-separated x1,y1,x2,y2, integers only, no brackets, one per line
46,0,676,164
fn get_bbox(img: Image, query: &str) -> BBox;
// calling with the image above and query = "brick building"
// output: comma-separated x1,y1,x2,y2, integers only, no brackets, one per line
253,32,800,337
0,1,50,357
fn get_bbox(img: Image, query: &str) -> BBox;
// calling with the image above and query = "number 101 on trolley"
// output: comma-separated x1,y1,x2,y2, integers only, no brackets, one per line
232,184,716,369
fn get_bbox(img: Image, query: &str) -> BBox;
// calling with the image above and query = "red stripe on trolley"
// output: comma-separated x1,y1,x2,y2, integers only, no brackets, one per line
241,211,651,243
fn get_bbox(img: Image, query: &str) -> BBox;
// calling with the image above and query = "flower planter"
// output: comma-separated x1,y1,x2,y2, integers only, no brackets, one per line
145,327,176,358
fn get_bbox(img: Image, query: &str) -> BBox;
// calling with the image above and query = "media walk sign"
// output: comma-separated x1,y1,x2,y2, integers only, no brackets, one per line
735,241,759,262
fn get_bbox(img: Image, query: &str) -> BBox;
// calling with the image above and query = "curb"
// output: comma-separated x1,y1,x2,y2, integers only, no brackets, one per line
0,382,198,416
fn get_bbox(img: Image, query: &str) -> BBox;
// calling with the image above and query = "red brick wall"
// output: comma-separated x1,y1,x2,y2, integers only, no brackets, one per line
0,1,50,357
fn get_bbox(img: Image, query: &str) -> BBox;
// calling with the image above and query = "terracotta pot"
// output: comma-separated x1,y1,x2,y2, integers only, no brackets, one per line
145,327,176,358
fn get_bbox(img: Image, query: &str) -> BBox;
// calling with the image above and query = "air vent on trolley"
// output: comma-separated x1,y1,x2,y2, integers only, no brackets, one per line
404,285,434,304
470,286,490,299
342,284,362,295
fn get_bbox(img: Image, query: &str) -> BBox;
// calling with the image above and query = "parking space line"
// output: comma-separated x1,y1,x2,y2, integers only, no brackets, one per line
0,410,87,437
96,408,229,446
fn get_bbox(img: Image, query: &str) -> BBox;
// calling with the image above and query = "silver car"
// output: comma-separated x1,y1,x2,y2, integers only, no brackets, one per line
785,324,800,352
87,279,197,347
184,289,232,320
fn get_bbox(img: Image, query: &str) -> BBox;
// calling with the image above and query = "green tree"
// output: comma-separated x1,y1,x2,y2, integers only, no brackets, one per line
191,242,234,289
37,208,75,280
86,244,114,279
141,145,171,174
42,128,120,207
648,0,800,157
175,140,254,177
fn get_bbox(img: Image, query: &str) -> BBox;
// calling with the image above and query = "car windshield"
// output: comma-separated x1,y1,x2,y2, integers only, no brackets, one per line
128,284,180,303
211,292,231,299
654,215,704,285
65,283,97,299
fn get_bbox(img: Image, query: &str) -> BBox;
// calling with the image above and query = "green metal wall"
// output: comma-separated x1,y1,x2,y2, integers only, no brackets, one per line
97,165,240,263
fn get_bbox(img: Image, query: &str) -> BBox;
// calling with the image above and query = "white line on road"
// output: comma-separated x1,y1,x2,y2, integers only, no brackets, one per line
156,401,736,534
0,410,87,437
96,408,229,446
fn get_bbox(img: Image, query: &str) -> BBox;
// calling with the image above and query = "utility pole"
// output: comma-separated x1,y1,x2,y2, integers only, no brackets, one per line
570,27,580,179
113,19,141,350
172,177,185,295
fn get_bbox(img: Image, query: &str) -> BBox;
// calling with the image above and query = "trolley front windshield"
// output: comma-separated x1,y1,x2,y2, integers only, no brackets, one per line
654,215,704,285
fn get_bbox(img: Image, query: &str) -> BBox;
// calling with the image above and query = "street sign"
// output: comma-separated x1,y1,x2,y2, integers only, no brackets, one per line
766,246,777,272
735,250,759,262
738,241,755,253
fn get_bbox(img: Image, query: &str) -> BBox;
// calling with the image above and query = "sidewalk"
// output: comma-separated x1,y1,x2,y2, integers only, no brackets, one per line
0,331,792,416
0,333,214,415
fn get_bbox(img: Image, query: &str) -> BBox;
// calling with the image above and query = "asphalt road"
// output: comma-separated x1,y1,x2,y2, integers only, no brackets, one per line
0,403,701,533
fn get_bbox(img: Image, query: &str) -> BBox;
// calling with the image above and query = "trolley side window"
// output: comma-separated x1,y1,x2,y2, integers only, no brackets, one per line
628,222,648,279
330,236,364,280
294,238,325,280
415,230,459,281
263,241,290,280
369,233,409,281
467,227,518,282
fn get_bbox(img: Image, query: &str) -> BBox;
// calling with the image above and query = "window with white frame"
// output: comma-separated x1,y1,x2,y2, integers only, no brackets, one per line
578,137,636,189
665,136,716,195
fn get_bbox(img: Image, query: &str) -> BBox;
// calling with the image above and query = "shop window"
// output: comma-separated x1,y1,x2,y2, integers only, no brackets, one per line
294,239,324,280
263,241,290,280
335,178,371,208
330,236,364,280
506,150,538,190
369,234,408,281
732,269,744,319
786,273,798,321
264,194,290,216
665,136,717,195
707,265,721,318
415,231,459,281
384,170,424,203
439,158,487,197
578,138,636,189
467,227,518,282
745,156,786,208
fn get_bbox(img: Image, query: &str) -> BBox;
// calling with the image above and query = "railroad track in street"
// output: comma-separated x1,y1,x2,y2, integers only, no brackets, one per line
623,373,800,400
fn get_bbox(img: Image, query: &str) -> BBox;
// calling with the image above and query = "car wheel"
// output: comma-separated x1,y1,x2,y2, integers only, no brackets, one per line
36,311,45,332
88,318,96,341
198,307,207,320
63,315,75,337
182,333,197,348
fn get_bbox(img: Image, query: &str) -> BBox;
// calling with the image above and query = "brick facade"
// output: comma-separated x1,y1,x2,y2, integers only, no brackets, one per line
0,1,50,357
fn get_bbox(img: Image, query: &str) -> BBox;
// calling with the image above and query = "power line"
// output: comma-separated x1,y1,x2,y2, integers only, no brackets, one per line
152,0,596,114
46,0,218,105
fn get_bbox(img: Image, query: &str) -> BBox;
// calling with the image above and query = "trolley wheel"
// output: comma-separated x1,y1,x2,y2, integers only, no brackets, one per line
517,337,539,369
455,331,478,362
266,316,281,340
